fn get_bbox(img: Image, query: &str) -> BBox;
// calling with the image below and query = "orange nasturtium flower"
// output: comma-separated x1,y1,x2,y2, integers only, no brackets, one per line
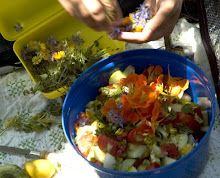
52,51,65,60
120,74,147,93
143,65,163,84
120,102,142,124
166,68,189,96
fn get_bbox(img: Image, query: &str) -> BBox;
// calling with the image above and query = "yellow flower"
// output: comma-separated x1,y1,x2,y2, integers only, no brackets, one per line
40,42,47,51
41,49,50,60
28,41,40,50
52,51,65,60
32,56,42,65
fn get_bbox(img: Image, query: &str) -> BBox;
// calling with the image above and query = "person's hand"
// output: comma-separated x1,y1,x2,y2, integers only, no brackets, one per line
58,0,123,32
113,0,183,43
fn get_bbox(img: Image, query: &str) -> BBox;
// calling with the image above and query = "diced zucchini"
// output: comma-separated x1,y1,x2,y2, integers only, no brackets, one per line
94,146,106,163
150,153,160,164
202,110,209,126
137,160,150,171
151,145,165,158
87,146,105,163
171,133,188,150
120,159,136,171
123,65,135,77
157,126,169,138
104,153,116,170
87,146,96,161
127,143,149,158
197,97,211,109
162,156,176,166
109,70,125,84
195,113,203,124
171,103,182,112
181,93,192,102
128,166,138,172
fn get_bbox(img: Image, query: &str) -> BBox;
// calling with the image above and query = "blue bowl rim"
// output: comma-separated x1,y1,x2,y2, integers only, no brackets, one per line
62,48,217,176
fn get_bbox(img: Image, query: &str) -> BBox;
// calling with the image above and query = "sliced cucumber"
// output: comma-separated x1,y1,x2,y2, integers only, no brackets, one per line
181,93,192,102
171,103,182,112
197,97,211,109
202,110,209,126
150,153,160,164
104,153,116,170
123,65,135,77
151,145,165,158
109,70,125,84
171,133,188,150
128,166,138,172
137,160,150,171
127,143,149,158
162,156,176,166
120,159,136,171
88,146,106,163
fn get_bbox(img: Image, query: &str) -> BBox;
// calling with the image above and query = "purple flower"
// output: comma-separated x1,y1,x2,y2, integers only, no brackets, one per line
72,35,84,46
107,104,124,128
47,37,57,46
14,23,22,32
109,27,122,39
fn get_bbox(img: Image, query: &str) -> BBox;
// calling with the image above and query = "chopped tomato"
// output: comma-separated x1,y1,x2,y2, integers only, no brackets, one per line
98,134,127,157
77,131,98,157
161,143,179,159
133,159,144,168
174,112,201,133
127,121,151,144
146,162,161,170
193,106,204,120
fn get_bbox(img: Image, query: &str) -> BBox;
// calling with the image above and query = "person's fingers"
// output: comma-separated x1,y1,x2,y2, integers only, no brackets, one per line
58,0,75,16
116,0,182,43
58,0,112,31
99,0,123,22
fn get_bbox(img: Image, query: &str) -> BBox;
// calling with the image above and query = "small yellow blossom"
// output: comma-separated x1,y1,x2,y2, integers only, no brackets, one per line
41,49,51,60
32,56,42,65
28,41,40,50
40,43,47,51
132,24,143,32
52,51,65,60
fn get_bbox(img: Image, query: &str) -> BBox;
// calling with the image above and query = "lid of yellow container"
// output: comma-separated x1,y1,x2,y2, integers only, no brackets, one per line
0,0,63,41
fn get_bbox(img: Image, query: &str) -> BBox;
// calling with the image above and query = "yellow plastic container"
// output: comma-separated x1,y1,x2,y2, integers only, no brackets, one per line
0,0,125,99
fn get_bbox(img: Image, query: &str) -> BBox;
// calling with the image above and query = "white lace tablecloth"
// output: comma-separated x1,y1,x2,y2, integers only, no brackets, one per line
0,18,219,178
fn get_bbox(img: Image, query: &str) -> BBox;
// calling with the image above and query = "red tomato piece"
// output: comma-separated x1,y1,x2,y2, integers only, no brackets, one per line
127,121,151,144
77,131,98,157
161,143,179,159
98,134,127,157
133,159,144,168
174,112,201,133
146,162,161,170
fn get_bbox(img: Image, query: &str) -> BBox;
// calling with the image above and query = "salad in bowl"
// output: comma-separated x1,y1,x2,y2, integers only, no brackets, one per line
73,64,209,172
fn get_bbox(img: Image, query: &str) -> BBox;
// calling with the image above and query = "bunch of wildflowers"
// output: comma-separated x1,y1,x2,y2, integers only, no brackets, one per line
110,2,152,39
123,2,152,32
21,33,109,93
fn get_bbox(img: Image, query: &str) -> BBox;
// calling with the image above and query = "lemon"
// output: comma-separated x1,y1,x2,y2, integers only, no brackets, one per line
25,159,56,178
109,70,125,84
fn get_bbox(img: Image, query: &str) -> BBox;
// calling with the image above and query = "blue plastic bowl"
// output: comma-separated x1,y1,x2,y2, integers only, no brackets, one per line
62,49,216,178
